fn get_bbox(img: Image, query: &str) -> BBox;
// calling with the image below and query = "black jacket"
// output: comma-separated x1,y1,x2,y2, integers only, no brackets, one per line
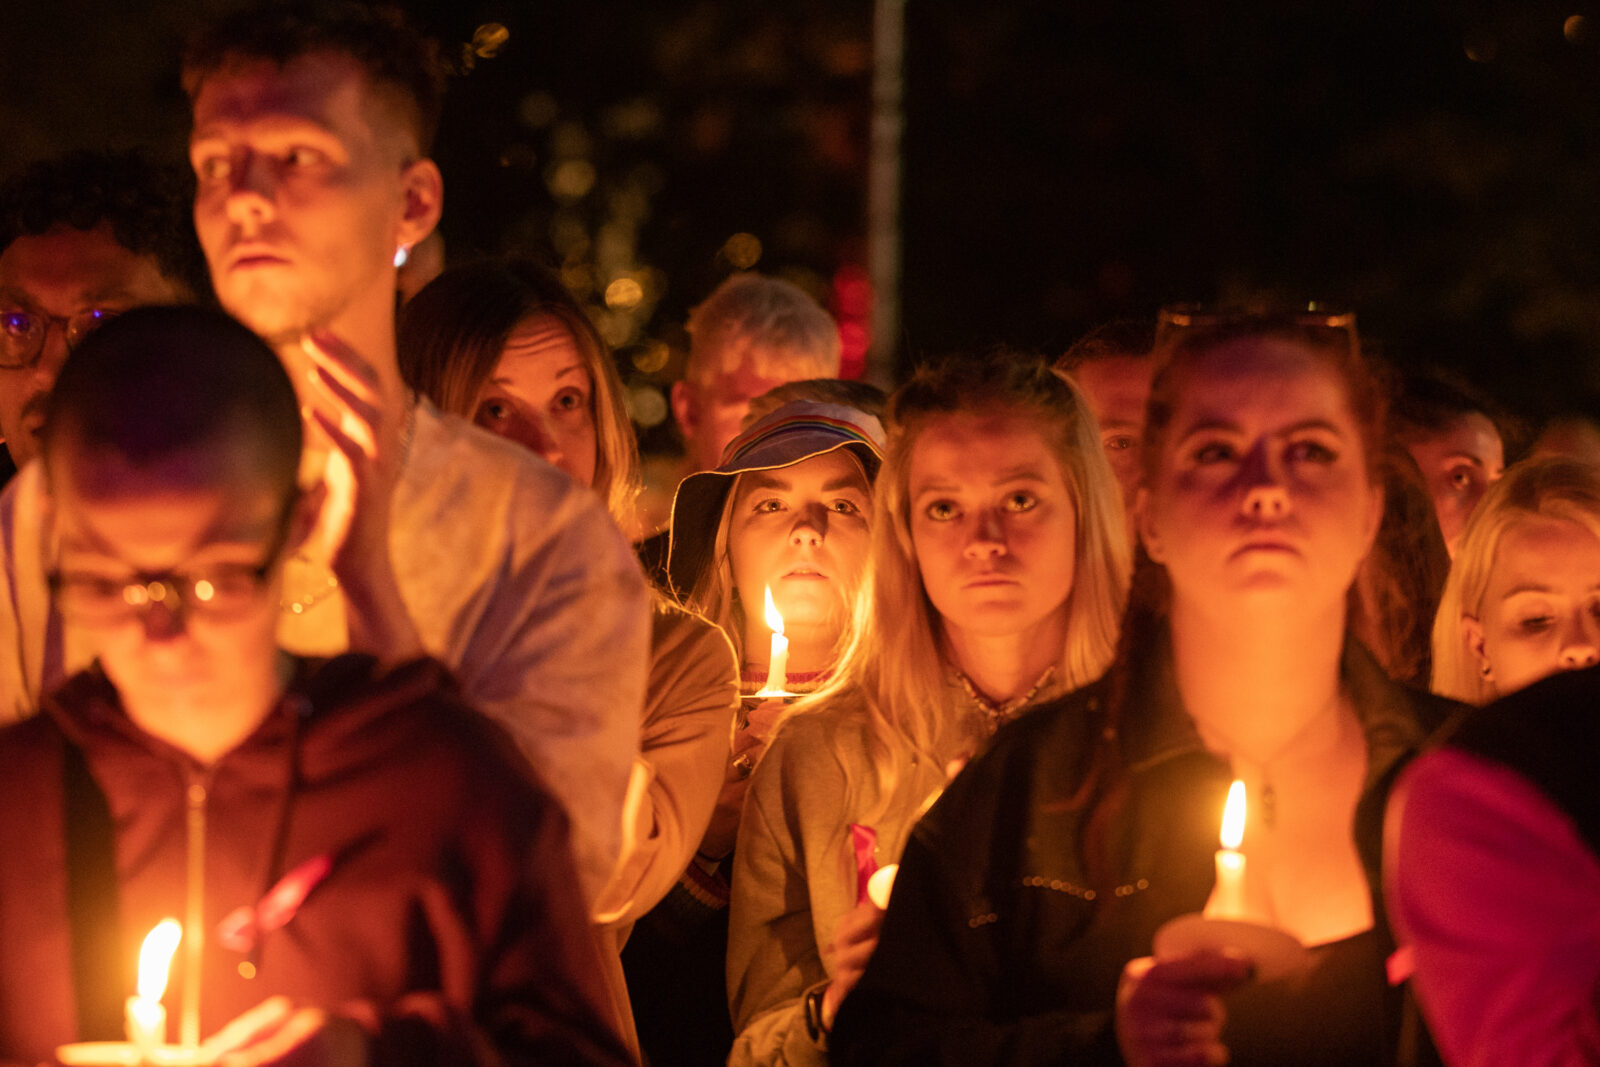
831,635,1455,1066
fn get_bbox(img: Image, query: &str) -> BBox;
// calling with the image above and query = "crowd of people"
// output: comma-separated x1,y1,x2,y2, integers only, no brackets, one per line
0,4,1597,1066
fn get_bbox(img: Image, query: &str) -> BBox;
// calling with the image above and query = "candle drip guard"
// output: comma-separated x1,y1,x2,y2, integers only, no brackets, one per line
1152,913,1309,983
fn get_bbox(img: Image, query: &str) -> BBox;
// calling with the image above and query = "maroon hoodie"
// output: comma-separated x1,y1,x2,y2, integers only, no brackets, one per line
0,654,630,1066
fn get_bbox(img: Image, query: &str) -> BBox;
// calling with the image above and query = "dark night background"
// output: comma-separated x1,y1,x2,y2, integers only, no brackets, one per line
6,0,1600,439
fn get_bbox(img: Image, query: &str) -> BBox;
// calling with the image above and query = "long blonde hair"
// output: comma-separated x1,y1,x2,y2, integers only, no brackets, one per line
1432,457,1600,704
796,351,1131,805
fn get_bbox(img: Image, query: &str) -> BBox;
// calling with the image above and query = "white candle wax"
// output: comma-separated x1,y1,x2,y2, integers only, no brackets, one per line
867,864,899,909
125,996,165,1060
1209,849,1247,920
757,586,789,695
1203,780,1250,920
126,919,181,1059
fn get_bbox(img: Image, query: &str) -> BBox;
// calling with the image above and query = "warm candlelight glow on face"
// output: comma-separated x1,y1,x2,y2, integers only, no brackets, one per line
138,919,182,1001
763,585,785,635
1220,780,1246,850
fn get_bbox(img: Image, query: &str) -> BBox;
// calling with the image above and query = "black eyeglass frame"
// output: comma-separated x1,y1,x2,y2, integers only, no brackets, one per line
45,492,300,624
0,307,121,370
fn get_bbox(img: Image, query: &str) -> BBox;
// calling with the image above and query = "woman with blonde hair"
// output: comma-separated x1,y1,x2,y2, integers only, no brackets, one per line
728,350,1130,1065
1431,456,1600,705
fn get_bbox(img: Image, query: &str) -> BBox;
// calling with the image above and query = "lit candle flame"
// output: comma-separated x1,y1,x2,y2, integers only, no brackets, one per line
1220,780,1246,851
138,919,182,1002
763,586,785,635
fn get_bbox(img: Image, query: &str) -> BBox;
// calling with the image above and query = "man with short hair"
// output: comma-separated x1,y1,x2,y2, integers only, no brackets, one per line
1056,319,1156,538
0,306,628,1064
674,272,843,476
0,1,649,909
639,274,842,581
0,149,207,473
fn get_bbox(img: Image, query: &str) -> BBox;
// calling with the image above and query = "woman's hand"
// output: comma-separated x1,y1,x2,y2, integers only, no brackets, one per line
820,896,887,1030
201,996,370,1067
699,697,788,858
1115,952,1254,1067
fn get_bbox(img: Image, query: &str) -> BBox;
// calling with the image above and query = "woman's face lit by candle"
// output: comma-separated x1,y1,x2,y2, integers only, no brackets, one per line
1138,338,1382,610
1465,515,1600,697
727,450,872,645
907,409,1077,644
472,314,599,489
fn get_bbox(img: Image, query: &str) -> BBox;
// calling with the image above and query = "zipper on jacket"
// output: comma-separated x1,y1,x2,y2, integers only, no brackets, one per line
182,772,209,1048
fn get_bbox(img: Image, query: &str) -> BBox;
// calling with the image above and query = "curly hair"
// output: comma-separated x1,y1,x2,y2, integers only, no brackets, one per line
0,150,210,301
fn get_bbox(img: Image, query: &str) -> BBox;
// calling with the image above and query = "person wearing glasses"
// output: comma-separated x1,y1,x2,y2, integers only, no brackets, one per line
0,149,208,475
0,4,651,915
0,305,630,1065
831,309,1458,1067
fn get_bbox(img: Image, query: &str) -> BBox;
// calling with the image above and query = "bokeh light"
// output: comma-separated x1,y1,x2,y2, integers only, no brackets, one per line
472,23,510,59
547,159,597,201
606,276,645,310
628,385,670,428
631,339,671,374
722,232,763,269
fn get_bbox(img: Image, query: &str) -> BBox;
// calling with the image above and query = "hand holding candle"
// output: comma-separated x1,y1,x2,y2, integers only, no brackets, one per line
1152,778,1307,982
126,919,181,1059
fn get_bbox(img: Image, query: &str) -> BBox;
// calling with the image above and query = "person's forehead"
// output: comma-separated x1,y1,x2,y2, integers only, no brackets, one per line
708,360,792,403
1073,356,1154,423
910,410,1060,481
1450,411,1503,460
1409,412,1503,464
499,316,586,370
1173,341,1349,422
734,448,866,495
190,51,380,139
0,223,175,310
51,445,285,562
1490,516,1600,588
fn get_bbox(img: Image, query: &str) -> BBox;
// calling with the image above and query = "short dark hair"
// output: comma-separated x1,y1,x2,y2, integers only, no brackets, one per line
182,1,446,154
42,306,301,500
0,150,211,301
1056,319,1157,373
1392,368,1507,443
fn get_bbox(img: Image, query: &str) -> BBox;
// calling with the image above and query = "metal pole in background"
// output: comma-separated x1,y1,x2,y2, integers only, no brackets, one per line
866,0,905,389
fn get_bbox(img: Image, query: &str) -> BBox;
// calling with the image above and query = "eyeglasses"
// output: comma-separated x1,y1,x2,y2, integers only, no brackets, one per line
1155,302,1358,358
0,307,120,370
49,564,278,625
46,499,296,626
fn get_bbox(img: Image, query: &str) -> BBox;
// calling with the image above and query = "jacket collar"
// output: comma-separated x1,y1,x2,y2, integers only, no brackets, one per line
1115,622,1432,787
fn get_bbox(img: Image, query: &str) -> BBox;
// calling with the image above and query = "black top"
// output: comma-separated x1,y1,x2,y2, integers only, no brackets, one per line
831,632,1457,1067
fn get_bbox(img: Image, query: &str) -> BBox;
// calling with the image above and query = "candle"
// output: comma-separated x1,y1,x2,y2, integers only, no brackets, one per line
1205,780,1249,920
867,864,899,910
126,919,181,1060
755,586,789,696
